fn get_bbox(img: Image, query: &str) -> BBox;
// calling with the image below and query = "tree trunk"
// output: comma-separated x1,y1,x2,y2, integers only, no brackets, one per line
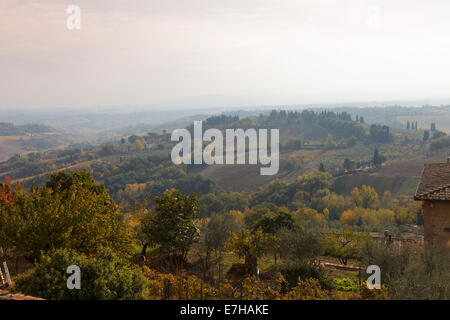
139,243,148,267
140,243,148,257
245,253,258,276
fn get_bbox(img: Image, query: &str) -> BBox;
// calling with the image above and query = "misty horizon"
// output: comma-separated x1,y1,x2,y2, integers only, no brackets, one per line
2,0,450,110
2,95,450,115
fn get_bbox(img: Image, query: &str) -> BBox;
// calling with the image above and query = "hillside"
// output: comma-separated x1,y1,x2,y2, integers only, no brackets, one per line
333,105,450,132
1,108,446,202
1,107,446,302
0,123,82,161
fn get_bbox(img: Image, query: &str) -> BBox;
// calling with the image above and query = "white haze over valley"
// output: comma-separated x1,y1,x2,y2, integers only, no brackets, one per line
2,0,450,111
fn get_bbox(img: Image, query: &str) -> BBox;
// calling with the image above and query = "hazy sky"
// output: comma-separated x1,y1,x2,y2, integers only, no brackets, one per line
2,0,450,110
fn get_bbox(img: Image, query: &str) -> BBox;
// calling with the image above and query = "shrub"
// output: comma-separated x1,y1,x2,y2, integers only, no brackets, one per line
360,242,450,299
386,247,450,300
360,240,412,284
277,228,322,262
282,277,328,300
271,261,333,290
322,231,371,265
333,278,357,292
14,248,148,300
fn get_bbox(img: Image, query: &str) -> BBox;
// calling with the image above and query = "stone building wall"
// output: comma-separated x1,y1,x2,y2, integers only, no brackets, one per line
424,200,450,252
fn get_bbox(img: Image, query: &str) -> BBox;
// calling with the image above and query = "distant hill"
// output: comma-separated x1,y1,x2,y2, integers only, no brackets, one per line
332,105,450,132
0,123,55,136
1,107,447,202
0,109,218,136
0,123,81,161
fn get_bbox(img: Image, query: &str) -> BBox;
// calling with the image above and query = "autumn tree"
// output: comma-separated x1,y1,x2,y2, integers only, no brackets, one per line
351,185,379,209
340,207,396,230
295,172,333,198
340,207,364,226
0,178,19,257
145,189,200,266
322,192,349,220
252,208,298,234
3,170,131,262
294,207,327,224
200,211,241,281
46,169,106,194
293,171,333,211
252,208,299,263
199,192,248,218
322,231,370,265
134,139,146,151
325,134,337,149
203,212,240,257
226,227,279,276
278,227,322,263
125,198,153,263
380,190,393,209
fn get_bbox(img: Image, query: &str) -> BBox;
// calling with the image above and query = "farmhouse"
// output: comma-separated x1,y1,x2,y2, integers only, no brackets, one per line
414,159,450,252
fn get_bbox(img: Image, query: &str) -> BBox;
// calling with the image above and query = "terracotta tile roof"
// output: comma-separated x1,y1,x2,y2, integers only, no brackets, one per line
0,289,44,300
414,162,450,201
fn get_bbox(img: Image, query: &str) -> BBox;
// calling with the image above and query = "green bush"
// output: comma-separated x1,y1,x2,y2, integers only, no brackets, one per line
271,261,333,290
360,240,412,284
333,278,358,292
14,248,148,300
386,247,450,300
361,242,450,299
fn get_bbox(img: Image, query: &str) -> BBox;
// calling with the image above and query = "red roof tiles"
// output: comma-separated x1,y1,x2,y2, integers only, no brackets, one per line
414,162,450,201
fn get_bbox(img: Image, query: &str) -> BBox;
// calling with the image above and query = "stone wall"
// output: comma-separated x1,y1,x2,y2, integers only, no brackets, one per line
424,200,450,252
